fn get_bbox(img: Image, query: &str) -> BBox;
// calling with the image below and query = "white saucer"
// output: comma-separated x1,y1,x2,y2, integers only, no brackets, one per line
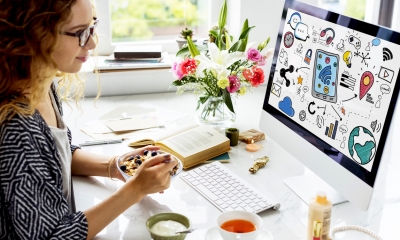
205,226,273,240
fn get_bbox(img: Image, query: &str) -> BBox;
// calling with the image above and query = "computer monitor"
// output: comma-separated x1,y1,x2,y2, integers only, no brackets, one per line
260,0,400,211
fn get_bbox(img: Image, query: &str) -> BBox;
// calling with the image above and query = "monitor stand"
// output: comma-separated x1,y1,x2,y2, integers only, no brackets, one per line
284,172,348,206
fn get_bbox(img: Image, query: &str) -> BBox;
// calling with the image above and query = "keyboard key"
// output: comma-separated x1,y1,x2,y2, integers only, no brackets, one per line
196,185,219,201
191,180,200,186
244,206,255,213
257,202,268,208
219,203,228,209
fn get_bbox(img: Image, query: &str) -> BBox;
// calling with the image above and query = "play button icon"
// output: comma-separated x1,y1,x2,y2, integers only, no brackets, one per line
378,66,394,83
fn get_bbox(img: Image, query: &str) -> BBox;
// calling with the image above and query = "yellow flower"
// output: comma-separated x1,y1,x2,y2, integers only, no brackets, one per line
217,77,229,89
239,86,247,95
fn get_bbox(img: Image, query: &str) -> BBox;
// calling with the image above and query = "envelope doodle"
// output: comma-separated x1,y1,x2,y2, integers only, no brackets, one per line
271,83,282,97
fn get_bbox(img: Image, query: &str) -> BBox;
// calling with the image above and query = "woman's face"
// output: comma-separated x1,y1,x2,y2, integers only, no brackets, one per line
52,0,96,73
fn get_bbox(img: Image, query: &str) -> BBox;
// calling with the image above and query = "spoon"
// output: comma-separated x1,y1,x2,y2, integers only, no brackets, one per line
175,228,196,234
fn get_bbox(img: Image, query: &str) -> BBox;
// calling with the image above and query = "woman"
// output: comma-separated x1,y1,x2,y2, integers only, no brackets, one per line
0,0,177,239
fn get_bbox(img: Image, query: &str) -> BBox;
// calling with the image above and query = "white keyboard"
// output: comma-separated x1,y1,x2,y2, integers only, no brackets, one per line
180,161,280,213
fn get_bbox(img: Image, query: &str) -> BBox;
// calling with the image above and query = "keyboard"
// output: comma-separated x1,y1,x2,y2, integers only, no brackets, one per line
180,161,280,213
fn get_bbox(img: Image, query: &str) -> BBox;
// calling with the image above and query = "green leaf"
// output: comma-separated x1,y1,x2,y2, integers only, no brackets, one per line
209,30,219,39
218,0,228,29
229,39,242,53
187,37,200,57
196,96,210,110
224,32,231,50
238,26,255,40
237,26,255,52
171,80,184,86
222,89,234,113
241,19,249,36
176,46,189,57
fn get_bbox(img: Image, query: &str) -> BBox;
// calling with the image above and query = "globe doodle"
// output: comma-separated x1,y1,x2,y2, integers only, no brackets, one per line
348,126,376,165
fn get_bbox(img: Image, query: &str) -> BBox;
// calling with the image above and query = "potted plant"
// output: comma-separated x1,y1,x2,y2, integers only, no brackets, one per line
175,27,197,49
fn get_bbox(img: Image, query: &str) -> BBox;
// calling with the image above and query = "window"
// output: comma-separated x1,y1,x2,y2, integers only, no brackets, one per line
317,0,367,21
109,0,209,43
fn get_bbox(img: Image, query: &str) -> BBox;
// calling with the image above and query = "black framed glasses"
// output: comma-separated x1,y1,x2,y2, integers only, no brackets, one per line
61,17,99,47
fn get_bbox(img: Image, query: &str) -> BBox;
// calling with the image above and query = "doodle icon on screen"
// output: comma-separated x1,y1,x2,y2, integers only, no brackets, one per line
343,51,352,68
348,35,361,50
378,67,394,83
383,47,393,61
359,71,374,100
294,22,310,41
287,12,302,30
279,96,295,117
311,50,339,103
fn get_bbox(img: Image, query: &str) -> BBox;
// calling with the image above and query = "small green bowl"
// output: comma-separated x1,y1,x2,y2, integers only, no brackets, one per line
146,212,191,240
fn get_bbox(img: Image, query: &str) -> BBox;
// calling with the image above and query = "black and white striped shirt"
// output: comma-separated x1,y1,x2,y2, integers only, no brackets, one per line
0,84,88,239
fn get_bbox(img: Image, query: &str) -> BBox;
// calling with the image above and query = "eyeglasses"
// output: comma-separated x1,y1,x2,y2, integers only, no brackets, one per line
61,17,99,47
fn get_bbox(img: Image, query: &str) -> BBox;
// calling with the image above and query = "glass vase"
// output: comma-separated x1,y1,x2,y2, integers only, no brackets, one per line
196,96,236,128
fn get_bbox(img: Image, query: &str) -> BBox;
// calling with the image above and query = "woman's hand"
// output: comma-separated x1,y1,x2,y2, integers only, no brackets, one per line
111,145,163,182
122,146,177,198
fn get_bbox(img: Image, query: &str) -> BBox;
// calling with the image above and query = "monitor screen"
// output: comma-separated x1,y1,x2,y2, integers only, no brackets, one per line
263,0,400,189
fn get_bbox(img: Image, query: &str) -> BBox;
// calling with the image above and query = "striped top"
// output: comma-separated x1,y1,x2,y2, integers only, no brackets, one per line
0,84,88,239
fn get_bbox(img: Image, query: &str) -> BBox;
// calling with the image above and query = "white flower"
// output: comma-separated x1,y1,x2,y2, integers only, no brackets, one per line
195,42,244,80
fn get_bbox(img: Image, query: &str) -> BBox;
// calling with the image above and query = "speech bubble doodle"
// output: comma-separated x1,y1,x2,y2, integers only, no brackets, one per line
339,125,348,134
303,86,309,93
287,12,302,30
294,22,310,41
380,84,391,95
372,38,381,46
348,35,361,50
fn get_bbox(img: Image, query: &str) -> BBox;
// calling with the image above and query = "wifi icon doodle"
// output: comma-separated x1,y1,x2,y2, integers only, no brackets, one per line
383,47,393,61
319,65,332,85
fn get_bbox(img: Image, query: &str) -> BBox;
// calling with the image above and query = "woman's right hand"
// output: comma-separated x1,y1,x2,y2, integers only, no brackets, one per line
124,152,177,198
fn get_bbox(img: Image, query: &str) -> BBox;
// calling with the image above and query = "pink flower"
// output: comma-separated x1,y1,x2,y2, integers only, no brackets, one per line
257,56,266,66
247,48,261,62
171,61,184,80
226,75,241,93
180,58,197,75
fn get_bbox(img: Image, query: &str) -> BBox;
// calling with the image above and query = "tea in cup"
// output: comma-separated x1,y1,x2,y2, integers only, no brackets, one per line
216,210,263,240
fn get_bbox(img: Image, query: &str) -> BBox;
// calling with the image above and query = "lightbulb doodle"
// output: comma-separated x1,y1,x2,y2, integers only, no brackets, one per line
343,51,352,68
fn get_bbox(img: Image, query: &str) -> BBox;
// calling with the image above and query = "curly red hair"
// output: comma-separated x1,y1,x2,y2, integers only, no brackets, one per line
0,0,78,123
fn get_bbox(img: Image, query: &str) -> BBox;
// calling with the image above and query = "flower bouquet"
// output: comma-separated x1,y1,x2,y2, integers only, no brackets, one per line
170,0,273,127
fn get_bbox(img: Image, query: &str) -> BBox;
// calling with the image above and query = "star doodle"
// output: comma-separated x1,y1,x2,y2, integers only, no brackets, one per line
297,75,303,85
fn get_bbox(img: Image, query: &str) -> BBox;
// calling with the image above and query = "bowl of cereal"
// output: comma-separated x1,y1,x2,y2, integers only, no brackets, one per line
116,150,183,182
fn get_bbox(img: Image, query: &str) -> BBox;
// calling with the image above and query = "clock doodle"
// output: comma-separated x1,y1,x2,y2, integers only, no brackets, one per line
284,31,294,48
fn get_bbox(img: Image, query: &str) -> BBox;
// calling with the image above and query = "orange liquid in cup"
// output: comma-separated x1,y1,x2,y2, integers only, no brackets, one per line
220,219,256,233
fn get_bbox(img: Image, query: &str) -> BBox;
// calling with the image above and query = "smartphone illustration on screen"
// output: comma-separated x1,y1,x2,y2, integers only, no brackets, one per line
311,49,339,103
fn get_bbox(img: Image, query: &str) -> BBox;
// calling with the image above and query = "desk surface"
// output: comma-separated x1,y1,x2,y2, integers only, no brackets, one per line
63,86,400,240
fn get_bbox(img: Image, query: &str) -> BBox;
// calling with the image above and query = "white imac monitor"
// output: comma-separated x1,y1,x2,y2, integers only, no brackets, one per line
260,0,400,210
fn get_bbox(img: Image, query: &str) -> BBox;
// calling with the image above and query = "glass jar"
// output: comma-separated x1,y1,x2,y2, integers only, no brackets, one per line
196,95,236,128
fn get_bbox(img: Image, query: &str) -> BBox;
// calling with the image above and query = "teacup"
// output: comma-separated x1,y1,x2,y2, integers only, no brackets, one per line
216,210,263,240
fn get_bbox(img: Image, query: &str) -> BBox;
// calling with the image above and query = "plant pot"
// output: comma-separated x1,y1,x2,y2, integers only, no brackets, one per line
175,36,197,49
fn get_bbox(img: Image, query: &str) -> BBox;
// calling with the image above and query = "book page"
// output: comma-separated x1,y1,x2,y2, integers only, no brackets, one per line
128,122,198,146
158,125,229,158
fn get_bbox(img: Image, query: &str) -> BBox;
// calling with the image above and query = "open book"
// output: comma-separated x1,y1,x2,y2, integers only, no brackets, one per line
128,123,230,169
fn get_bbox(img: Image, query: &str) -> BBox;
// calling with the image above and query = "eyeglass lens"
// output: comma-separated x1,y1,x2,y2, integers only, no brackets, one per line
80,21,97,47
